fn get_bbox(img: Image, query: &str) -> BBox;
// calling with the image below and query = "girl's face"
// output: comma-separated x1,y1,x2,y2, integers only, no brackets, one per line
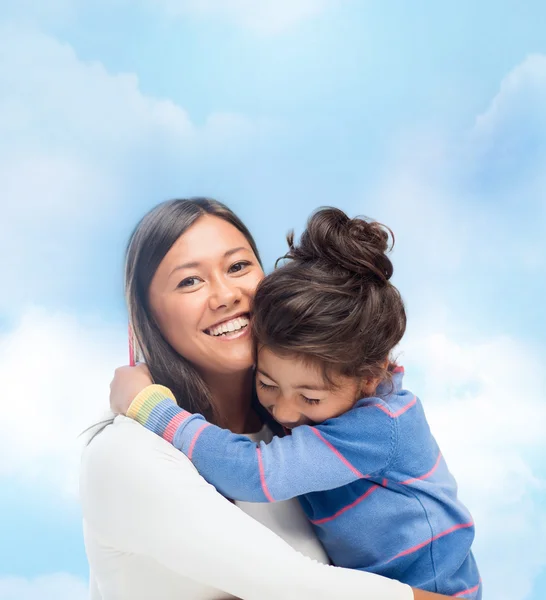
255,347,363,429
148,215,264,378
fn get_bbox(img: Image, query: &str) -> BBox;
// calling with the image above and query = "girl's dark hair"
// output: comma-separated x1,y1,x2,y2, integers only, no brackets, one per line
252,207,406,387
126,198,262,423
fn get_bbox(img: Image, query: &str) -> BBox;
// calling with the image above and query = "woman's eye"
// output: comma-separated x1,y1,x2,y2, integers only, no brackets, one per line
302,396,321,405
229,261,251,274
258,381,277,391
178,277,201,288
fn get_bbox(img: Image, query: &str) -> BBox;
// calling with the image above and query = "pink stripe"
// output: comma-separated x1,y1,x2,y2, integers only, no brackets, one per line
311,485,380,525
256,447,275,502
128,323,135,366
386,522,474,564
453,581,481,597
310,428,365,479
373,395,417,418
392,366,404,373
187,423,211,460
401,451,443,485
163,411,190,443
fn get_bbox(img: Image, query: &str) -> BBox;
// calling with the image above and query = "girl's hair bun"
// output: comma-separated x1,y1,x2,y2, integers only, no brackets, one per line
285,207,394,284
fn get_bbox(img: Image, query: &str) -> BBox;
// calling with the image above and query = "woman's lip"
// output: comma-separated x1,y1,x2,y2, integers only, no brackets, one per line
204,312,250,332
204,324,250,341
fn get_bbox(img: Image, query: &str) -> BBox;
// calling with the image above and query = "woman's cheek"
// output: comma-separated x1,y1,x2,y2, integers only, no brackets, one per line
245,270,265,298
158,298,199,356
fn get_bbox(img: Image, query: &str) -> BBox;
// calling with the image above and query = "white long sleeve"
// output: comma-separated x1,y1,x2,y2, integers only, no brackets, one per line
80,416,412,600
88,572,101,600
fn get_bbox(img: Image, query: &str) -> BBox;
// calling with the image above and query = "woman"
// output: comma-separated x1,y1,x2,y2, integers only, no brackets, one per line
80,198,454,600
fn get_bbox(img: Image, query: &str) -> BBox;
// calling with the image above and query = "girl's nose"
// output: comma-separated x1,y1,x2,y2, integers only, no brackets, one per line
272,399,301,427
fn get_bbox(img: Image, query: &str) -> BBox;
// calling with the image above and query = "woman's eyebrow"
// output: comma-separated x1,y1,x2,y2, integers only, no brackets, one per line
225,246,247,258
169,260,200,276
169,247,249,277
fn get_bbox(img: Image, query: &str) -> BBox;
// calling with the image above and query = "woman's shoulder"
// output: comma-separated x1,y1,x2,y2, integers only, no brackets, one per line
80,416,200,500
80,416,207,536
82,415,196,469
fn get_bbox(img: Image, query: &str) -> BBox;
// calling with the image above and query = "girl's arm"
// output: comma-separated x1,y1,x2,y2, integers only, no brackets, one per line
126,385,395,502
80,417,413,600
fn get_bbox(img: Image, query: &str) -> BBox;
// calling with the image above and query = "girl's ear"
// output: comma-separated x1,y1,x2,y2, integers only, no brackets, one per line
359,358,390,397
360,376,381,397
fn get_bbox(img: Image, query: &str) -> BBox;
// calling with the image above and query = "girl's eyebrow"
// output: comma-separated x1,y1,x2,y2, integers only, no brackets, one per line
257,369,327,391
257,369,278,383
293,383,328,391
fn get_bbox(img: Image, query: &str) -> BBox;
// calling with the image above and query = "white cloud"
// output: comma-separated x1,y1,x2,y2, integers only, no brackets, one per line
464,53,546,254
370,132,467,271
399,331,546,600
367,54,546,317
0,573,87,600
152,0,342,34
0,24,258,176
472,53,546,143
0,24,264,313
367,54,546,600
0,308,126,496
0,26,182,138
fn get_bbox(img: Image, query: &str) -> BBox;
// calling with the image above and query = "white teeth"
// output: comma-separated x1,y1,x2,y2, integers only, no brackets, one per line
207,316,249,337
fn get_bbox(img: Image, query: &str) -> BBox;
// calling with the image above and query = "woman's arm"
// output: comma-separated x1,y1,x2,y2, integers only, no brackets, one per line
80,418,413,600
88,572,102,600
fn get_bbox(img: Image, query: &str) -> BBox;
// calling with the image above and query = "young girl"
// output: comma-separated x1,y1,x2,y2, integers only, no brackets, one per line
116,208,481,598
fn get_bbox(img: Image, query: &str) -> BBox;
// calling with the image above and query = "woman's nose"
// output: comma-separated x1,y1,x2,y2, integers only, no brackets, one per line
208,277,241,311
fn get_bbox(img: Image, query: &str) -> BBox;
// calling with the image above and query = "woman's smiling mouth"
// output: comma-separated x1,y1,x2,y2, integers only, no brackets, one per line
204,314,250,339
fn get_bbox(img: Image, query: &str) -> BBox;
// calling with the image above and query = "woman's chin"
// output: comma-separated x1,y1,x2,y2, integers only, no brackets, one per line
192,327,255,375
208,340,255,374
222,349,255,374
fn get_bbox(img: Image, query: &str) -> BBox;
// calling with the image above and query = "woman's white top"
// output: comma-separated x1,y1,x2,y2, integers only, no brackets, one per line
80,415,412,600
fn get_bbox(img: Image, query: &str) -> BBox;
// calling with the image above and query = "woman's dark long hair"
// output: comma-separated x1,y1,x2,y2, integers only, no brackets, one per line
125,198,262,424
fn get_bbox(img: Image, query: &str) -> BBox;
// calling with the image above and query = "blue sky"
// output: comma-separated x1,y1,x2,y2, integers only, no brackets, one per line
0,1,545,598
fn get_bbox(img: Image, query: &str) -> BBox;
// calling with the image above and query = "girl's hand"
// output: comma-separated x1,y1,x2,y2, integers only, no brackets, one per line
110,363,153,415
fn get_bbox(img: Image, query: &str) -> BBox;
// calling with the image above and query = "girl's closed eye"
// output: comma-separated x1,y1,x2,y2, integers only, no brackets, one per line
258,381,277,391
302,395,321,405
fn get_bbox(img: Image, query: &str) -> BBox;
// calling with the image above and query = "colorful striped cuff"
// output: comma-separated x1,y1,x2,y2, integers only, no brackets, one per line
127,384,180,435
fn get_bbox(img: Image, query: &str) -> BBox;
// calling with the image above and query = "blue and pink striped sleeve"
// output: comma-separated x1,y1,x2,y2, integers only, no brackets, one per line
127,385,397,502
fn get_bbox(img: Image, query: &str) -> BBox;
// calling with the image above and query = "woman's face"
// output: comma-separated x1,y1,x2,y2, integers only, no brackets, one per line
149,215,264,378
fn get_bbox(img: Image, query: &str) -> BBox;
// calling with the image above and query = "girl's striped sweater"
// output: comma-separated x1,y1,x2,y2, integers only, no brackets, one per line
127,369,481,598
